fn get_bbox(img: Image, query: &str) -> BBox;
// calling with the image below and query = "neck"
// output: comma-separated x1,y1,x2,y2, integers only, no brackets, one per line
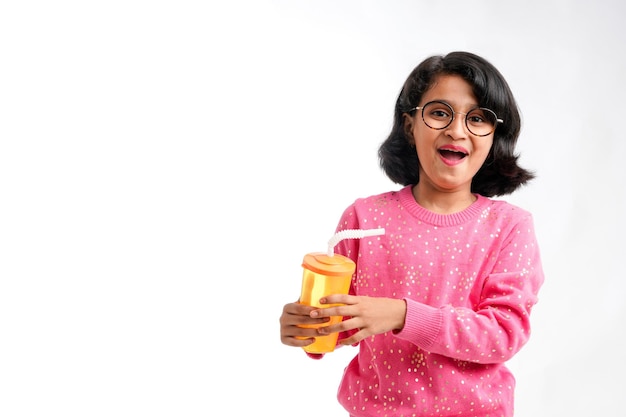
411,184,477,214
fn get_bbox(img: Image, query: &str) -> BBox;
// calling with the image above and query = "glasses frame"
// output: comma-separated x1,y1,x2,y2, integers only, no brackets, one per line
409,100,503,137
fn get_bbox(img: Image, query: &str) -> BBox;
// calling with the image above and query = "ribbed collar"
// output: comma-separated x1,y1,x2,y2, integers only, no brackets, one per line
398,185,490,227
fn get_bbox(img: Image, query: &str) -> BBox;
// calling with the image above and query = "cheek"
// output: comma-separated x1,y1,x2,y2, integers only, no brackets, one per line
413,127,438,149
414,138,433,161
475,139,494,161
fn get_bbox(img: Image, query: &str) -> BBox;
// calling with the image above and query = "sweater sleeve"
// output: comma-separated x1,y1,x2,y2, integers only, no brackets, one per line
395,213,544,364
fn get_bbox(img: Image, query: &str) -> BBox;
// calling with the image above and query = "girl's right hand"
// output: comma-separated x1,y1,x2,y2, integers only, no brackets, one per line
279,301,330,348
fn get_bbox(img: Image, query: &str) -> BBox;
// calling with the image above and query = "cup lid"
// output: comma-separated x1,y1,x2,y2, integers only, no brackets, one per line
302,252,356,276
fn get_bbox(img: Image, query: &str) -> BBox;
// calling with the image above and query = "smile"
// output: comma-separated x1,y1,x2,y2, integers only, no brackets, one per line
438,145,468,166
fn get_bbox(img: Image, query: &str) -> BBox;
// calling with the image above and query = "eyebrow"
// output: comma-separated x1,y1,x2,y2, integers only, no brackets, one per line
426,99,481,110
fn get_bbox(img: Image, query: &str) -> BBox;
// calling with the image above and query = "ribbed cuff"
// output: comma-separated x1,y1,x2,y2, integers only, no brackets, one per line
394,298,442,350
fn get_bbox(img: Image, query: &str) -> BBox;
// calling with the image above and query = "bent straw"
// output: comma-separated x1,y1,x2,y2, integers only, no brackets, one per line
327,228,386,257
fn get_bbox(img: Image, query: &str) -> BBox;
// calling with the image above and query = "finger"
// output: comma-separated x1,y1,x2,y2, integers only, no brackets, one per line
283,302,317,316
281,324,327,347
281,316,332,338
310,305,349,319
338,334,360,347
280,304,325,327
318,316,362,337
336,326,367,346
281,335,316,348
282,315,330,328
320,293,353,305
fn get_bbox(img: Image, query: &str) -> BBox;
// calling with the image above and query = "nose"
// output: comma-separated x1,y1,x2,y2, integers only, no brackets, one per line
445,112,468,140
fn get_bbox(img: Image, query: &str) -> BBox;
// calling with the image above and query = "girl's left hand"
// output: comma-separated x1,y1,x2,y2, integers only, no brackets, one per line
311,294,407,346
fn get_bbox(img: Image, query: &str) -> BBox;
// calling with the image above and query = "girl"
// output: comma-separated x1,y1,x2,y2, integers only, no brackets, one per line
280,51,544,417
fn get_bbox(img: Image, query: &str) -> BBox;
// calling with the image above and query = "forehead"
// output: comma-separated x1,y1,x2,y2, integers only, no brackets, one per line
422,75,477,107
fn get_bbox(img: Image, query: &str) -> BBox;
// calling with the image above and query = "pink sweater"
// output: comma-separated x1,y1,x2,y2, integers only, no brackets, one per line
327,185,544,417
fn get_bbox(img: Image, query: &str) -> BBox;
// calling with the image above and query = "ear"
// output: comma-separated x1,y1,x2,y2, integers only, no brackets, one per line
403,113,416,146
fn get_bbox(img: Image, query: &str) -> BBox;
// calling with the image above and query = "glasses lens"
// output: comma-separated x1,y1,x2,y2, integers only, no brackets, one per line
420,101,499,136
421,101,453,130
466,108,498,136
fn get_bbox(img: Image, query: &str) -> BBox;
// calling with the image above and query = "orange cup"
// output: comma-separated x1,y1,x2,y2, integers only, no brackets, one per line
298,252,355,353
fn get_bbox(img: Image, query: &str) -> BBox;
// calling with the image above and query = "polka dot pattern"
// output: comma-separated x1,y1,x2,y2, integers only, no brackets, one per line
333,186,544,417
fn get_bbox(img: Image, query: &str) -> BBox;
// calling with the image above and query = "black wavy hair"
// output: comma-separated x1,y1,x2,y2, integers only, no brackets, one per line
378,51,534,197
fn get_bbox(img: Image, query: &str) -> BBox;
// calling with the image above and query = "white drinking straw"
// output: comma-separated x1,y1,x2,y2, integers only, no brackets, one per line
327,228,385,257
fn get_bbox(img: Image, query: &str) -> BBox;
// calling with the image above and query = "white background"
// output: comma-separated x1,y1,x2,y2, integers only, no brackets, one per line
1,1,625,416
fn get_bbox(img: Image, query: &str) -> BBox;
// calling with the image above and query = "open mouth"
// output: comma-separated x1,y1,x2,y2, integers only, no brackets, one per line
438,149,467,161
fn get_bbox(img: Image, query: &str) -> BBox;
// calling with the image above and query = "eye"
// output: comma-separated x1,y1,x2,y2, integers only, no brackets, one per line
432,110,449,118
467,110,488,125
427,106,452,120
467,115,485,124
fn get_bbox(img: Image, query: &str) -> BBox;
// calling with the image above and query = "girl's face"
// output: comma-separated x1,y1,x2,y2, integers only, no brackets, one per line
404,74,493,195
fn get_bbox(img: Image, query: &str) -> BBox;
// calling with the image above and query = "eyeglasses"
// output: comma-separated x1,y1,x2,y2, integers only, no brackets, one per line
409,100,503,137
